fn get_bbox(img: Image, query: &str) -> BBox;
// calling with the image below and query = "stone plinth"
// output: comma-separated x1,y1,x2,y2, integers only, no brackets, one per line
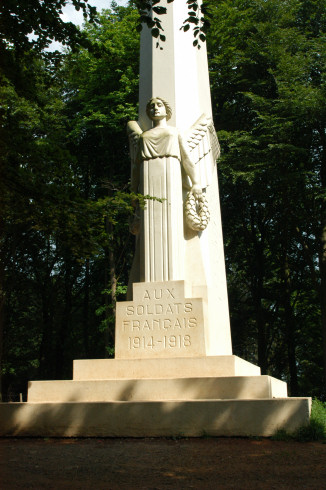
73,355,261,380
115,281,207,358
0,353,311,437
0,398,311,438
27,375,287,402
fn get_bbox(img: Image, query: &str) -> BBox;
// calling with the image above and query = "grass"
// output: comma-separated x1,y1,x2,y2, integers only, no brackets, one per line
272,398,326,442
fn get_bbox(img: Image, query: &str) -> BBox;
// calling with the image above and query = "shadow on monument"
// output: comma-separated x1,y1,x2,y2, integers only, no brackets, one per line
0,375,310,437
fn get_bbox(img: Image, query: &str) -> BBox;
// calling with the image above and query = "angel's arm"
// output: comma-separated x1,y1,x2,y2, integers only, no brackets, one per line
127,121,142,146
127,121,142,193
178,134,202,198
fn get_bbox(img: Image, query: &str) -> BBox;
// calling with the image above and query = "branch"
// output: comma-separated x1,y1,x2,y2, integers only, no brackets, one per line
135,0,211,48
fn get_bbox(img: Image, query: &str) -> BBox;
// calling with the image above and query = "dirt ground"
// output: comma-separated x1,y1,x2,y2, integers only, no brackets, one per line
1,437,326,489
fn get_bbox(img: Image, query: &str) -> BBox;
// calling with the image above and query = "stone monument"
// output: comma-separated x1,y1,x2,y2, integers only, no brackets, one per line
0,0,311,437
117,0,233,356
116,91,226,359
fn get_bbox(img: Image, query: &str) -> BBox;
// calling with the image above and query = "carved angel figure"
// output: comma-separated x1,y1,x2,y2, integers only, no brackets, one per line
127,97,220,285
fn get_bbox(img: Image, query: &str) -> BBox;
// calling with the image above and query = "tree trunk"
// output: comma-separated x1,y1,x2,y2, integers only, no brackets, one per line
250,204,268,373
104,217,117,356
109,247,117,319
38,284,53,379
318,127,326,390
280,191,299,395
254,277,267,374
320,195,326,391
55,256,72,379
282,252,299,395
83,258,90,357
37,242,55,379
0,259,4,401
0,146,4,401
104,254,110,353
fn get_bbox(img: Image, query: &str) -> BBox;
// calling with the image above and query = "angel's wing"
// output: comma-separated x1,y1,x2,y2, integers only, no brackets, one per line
184,114,220,189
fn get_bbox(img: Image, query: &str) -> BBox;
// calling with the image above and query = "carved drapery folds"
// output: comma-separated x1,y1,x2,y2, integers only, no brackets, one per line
127,99,219,283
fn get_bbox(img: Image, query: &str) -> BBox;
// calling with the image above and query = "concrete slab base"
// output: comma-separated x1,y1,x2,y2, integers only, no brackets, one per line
0,398,311,438
0,355,311,437
73,355,261,380
28,375,287,402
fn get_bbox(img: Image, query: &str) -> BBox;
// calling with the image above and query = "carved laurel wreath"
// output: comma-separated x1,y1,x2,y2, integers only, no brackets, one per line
185,191,210,231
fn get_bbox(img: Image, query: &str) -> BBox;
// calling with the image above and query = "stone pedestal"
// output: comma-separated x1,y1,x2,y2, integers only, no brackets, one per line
0,282,311,438
116,281,207,358
0,353,311,437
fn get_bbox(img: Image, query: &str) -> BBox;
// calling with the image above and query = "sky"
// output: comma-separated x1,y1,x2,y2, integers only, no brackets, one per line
61,0,127,27
48,0,128,50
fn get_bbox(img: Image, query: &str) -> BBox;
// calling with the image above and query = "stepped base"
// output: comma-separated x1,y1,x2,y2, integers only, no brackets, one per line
0,355,311,437
0,398,311,437
73,355,260,380
28,375,287,402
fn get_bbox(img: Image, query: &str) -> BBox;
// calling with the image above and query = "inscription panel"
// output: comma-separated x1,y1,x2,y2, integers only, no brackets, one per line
115,282,206,359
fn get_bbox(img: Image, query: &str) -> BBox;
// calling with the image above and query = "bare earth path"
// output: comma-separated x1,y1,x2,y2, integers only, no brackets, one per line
1,437,326,489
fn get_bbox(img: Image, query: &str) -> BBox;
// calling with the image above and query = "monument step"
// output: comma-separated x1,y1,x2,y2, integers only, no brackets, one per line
73,355,260,380
0,398,311,437
27,375,286,402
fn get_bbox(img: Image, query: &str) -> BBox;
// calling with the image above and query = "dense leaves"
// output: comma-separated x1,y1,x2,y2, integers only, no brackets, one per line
135,0,210,48
0,3,139,398
208,0,326,396
0,0,325,400
0,0,97,51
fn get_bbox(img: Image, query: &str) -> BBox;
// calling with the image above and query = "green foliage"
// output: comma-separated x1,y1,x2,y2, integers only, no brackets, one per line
0,3,140,398
272,398,326,441
207,0,326,395
96,282,128,331
0,0,97,52
134,0,211,48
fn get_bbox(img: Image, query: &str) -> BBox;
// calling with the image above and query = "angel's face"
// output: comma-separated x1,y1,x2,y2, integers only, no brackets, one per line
148,99,167,120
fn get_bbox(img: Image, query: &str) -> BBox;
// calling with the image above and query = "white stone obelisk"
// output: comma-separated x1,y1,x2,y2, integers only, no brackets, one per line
116,0,232,358
125,0,232,356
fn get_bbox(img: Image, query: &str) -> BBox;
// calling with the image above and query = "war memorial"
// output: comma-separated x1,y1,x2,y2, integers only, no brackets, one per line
0,1,310,437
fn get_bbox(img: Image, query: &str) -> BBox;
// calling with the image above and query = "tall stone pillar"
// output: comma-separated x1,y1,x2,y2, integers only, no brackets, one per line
138,1,212,131
116,0,232,357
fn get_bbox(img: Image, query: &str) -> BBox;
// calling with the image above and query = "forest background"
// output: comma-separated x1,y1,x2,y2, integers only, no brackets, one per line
0,0,325,401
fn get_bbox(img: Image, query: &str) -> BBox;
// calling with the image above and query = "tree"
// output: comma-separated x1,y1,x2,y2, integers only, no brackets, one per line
0,3,140,399
0,0,98,52
208,0,326,395
0,0,101,400
133,0,211,48
62,4,140,353
1,0,325,400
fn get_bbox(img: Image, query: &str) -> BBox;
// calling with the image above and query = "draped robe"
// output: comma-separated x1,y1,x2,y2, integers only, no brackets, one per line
138,126,184,282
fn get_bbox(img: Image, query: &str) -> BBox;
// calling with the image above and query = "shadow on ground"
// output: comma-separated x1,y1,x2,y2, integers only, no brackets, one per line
1,437,326,489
